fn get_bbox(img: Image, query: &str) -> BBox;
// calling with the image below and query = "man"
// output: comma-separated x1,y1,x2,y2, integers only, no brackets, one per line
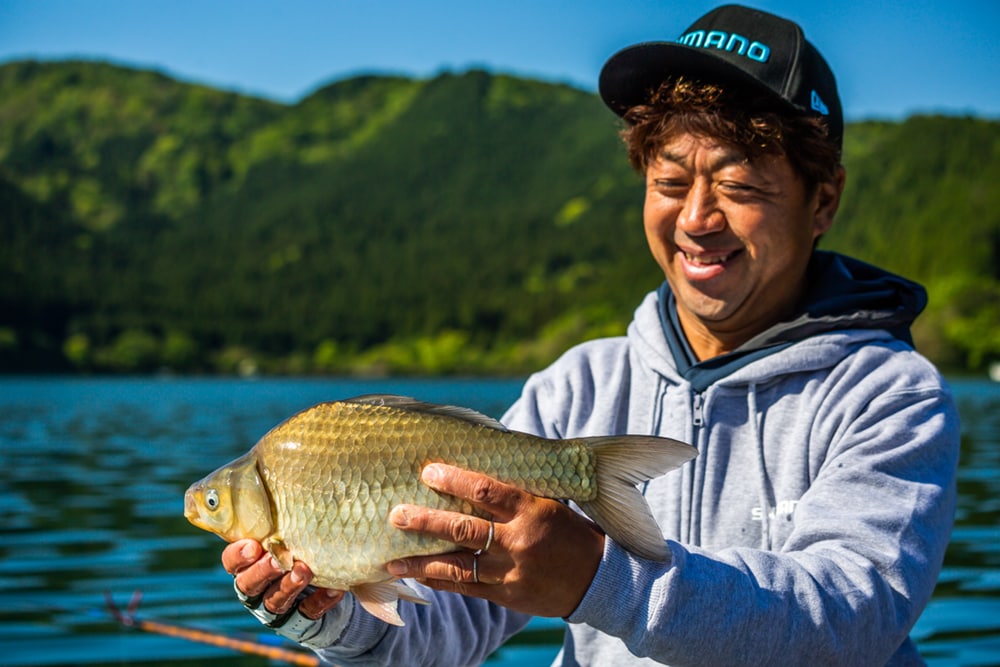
222,5,960,665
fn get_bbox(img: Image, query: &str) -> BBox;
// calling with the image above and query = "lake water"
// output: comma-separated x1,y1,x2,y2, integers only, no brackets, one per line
1,376,997,666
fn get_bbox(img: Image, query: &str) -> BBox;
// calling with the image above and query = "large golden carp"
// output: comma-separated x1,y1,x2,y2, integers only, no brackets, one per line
184,395,696,625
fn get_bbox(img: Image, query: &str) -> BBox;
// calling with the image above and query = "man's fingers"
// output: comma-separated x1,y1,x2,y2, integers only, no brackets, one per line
387,466,522,593
222,539,343,622
222,539,264,575
389,505,496,553
232,551,285,599
387,550,485,587
263,561,313,614
225,540,315,612
421,464,526,518
298,587,347,620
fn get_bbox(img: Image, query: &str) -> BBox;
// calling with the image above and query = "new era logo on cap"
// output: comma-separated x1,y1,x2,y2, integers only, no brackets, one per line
811,91,829,115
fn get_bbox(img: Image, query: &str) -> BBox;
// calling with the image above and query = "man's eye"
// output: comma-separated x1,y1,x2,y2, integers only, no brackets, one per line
721,181,757,193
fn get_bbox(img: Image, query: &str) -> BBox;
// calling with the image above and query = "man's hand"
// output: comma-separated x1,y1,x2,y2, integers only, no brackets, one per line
222,539,344,620
386,463,605,618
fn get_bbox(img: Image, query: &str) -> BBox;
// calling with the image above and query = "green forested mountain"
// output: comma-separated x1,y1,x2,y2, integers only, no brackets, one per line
830,116,1000,369
1,60,997,375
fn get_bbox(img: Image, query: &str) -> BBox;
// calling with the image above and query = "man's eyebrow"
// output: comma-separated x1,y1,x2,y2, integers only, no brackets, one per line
656,148,749,171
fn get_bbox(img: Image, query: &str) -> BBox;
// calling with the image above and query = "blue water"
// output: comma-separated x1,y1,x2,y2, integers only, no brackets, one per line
0,376,997,666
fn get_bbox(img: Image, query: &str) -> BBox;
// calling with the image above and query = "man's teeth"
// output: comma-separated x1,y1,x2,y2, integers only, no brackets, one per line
684,252,733,265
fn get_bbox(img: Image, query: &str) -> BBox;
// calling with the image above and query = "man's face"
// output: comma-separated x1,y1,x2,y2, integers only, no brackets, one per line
643,133,843,358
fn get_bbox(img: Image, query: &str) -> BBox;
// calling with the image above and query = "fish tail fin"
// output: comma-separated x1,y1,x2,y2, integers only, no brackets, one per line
576,435,696,563
352,579,430,626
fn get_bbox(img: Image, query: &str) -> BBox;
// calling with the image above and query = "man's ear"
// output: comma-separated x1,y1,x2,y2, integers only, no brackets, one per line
813,165,846,237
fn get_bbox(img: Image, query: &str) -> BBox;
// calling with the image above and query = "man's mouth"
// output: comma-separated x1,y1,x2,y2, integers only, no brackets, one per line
682,250,740,266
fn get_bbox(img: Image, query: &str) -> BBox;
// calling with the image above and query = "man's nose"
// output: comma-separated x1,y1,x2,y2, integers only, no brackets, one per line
677,181,725,235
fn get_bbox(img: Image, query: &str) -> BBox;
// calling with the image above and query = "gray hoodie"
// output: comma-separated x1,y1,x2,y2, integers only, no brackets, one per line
312,252,960,666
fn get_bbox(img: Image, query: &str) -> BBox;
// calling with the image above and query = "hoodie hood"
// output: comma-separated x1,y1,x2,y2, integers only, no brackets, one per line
658,251,927,392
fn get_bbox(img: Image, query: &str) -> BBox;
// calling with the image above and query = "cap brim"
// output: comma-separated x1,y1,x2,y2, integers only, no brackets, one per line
598,41,795,118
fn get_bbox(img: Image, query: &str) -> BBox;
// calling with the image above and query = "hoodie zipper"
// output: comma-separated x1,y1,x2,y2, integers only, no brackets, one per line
692,392,705,428
686,391,706,544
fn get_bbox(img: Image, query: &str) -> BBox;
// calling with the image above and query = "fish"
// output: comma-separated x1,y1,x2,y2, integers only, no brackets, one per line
184,394,696,626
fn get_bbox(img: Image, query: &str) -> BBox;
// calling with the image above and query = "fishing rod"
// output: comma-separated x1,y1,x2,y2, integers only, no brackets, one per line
104,590,321,667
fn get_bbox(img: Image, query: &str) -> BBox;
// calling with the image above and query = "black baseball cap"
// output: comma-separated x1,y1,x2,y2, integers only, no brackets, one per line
599,4,843,148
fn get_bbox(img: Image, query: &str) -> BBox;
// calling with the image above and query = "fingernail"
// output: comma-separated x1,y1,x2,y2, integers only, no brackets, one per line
270,556,282,571
290,563,311,586
390,506,410,527
422,464,441,484
387,560,408,576
241,542,258,560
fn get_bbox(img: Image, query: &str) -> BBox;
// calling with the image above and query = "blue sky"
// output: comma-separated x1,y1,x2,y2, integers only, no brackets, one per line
1,0,998,121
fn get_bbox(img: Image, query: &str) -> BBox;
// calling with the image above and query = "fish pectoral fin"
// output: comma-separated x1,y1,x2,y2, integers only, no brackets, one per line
352,580,430,627
262,536,295,571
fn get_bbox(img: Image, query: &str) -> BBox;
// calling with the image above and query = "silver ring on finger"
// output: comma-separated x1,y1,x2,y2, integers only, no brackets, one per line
474,517,495,556
472,552,480,584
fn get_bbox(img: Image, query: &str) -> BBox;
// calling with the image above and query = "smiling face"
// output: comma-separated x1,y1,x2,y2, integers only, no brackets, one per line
644,132,844,360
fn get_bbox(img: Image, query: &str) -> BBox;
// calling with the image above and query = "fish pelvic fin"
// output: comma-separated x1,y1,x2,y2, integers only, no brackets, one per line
576,435,697,563
352,580,430,627
262,536,294,571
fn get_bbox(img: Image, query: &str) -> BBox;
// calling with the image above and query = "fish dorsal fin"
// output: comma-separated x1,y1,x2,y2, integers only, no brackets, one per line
345,394,509,432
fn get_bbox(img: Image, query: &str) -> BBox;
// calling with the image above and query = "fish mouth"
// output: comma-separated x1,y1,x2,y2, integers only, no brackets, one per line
183,487,199,522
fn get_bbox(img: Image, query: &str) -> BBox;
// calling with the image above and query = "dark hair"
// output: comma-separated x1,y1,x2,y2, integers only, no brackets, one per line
621,77,842,192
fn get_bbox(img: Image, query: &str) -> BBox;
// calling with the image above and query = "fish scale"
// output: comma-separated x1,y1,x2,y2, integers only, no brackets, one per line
184,394,696,626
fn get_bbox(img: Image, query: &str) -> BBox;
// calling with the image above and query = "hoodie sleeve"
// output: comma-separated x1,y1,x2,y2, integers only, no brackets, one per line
566,352,960,666
312,584,531,666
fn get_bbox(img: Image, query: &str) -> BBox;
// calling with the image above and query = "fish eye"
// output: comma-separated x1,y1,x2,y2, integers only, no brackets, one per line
205,489,220,511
